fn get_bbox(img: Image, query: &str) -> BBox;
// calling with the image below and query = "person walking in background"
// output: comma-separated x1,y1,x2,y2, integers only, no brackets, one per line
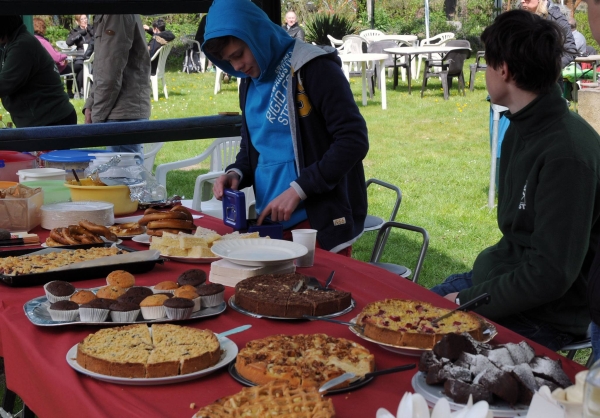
83,14,150,156
282,11,305,41
568,16,587,55
0,15,76,127
431,10,600,352
143,19,175,75
66,14,94,99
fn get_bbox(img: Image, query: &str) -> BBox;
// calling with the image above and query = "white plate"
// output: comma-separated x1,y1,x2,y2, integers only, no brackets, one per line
164,255,221,264
211,238,308,267
347,316,498,357
66,335,237,385
132,234,150,245
114,214,202,224
411,371,529,417
41,239,123,248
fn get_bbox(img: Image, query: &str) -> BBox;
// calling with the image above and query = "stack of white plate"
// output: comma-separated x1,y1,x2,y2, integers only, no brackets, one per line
41,201,114,230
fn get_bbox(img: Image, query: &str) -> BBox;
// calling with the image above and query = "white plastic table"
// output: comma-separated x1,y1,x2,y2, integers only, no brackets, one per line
384,46,470,94
339,53,389,109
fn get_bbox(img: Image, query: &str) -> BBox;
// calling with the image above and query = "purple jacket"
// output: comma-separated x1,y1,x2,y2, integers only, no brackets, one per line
35,35,68,72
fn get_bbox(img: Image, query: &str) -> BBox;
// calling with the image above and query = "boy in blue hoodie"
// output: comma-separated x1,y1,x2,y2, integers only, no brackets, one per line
203,0,369,254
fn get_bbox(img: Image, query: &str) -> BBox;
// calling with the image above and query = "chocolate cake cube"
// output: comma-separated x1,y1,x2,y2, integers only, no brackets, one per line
474,367,520,405
443,379,493,404
510,363,539,405
419,350,440,373
483,347,515,368
286,293,314,318
433,333,478,361
439,364,472,383
502,341,535,365
426,364,445,385
529,356,572,388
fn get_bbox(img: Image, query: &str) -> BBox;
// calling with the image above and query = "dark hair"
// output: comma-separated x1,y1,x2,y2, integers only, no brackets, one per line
33,17,46,36
203,35,235,59
152,19,166,32
481,10,564,94
0,16,23,39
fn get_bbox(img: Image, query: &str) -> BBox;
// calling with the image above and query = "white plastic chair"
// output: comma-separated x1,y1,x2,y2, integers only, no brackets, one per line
359,29,384,43
142,142,164,173
56,40,75,52
59,57,79,97
150,43,174,101
155,137,254,219
82,52,94,99
214,67,241,95
415,32,455,79
327,34,344,48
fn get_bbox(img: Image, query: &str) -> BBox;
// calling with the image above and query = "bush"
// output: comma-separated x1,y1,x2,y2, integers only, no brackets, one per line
45,26,69,45
575,10,600,53
305,13,357,45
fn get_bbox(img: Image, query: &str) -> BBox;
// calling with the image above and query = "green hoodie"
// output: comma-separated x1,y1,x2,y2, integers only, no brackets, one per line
0,25,74,127
460,86,600,336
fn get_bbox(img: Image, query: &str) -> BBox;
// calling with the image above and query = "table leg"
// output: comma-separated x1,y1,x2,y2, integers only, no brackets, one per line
361,62,367,106
393,55,398,90
379,59,387,110
407,55,413,95
594,62,598,83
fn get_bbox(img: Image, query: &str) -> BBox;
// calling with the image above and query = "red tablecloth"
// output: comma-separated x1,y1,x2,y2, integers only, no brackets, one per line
0,212,586,417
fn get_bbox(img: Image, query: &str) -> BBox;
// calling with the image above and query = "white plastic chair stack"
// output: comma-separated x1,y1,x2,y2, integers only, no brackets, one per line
155,137,254,219
327,34,344,48
142,142,164,173
214,68,241,95
82,52,94,99
150,43,174,101
415,32,455,79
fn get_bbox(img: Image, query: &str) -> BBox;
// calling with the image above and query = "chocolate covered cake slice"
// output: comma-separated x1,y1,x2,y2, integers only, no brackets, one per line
529,356,572,388
444,379,493,404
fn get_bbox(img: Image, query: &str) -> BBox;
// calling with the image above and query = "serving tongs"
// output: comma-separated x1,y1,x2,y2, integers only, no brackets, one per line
303,315,364,333
430,293,491,325
318,363,416,393
306,271,335,291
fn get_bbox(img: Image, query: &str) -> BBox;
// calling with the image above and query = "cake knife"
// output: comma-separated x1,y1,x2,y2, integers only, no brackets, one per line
217,324,252,338
430,293,491,325
318,363,416,393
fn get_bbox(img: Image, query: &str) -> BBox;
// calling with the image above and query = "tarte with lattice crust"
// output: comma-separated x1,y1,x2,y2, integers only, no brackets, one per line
356,299,484,349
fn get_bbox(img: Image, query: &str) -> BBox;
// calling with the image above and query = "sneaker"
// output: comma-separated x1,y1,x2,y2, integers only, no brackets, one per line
73,92,80,100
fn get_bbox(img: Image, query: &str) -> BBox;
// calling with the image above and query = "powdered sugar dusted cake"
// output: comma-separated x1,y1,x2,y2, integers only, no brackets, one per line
418,333,573,406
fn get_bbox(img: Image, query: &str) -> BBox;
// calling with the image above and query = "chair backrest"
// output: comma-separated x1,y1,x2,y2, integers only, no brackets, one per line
367,40,399,67
359,29,385,42
445,40,471,74
342,35,369,54
142,142,164,172
151,43,174,79
209,137,241,172
327,34,344,48
421,32,455,47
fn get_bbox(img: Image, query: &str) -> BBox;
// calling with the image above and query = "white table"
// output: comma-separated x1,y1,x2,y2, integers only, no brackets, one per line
340,53,389,109
384,46,469,94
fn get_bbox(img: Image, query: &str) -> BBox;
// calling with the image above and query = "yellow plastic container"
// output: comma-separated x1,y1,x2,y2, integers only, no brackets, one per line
64,183,138,215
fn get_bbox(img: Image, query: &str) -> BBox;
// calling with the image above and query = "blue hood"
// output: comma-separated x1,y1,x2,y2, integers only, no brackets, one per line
202,0,295,81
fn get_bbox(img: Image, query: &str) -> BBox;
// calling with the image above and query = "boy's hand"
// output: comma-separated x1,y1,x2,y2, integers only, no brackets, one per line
213,172,240,200
257,188,301,225
84,108,92,124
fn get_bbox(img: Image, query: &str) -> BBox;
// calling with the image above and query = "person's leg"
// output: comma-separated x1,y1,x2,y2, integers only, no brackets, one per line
59,66,74,98
72,62,84,95
496,314,575,351
591,321,600,365
430,271,473,296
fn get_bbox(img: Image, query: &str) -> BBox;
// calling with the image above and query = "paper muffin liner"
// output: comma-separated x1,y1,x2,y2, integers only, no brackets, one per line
79,307,110,323
48,308,79,322
44,282,75,304
110,309,141,323
164,305,193,320
140,305,166,320
192,296,201,312
151,286,176,295
200,292,224,308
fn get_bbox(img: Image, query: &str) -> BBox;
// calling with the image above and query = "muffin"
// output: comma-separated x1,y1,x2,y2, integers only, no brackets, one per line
48,300,80,322
124,286,154,298
177,269,207,287
163,297,194,320
175,285,197,294
96,285,127,300
153,281,179,294
44,280,76,303
116,294,147,306
106,270,136,288
78,298,113,322
196,283,225,308
70,290,97,305
109,301,141,323
173,289,201,312
139,294,170,319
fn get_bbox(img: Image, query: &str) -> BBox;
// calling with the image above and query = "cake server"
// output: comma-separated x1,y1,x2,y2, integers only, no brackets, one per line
318,363,416,393
430,293,491,325
217,324,252,338
302,315,364,333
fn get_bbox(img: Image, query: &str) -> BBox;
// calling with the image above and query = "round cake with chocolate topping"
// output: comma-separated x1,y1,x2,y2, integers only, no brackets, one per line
234,273,352,318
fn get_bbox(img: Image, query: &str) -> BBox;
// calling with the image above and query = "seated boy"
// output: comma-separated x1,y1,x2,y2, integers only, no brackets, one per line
431,10,600,351
201,0,369,254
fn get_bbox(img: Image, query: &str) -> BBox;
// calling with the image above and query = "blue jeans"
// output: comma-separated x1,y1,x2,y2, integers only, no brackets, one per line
430,271,575,351
591,322,600,365
105,119,145,161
